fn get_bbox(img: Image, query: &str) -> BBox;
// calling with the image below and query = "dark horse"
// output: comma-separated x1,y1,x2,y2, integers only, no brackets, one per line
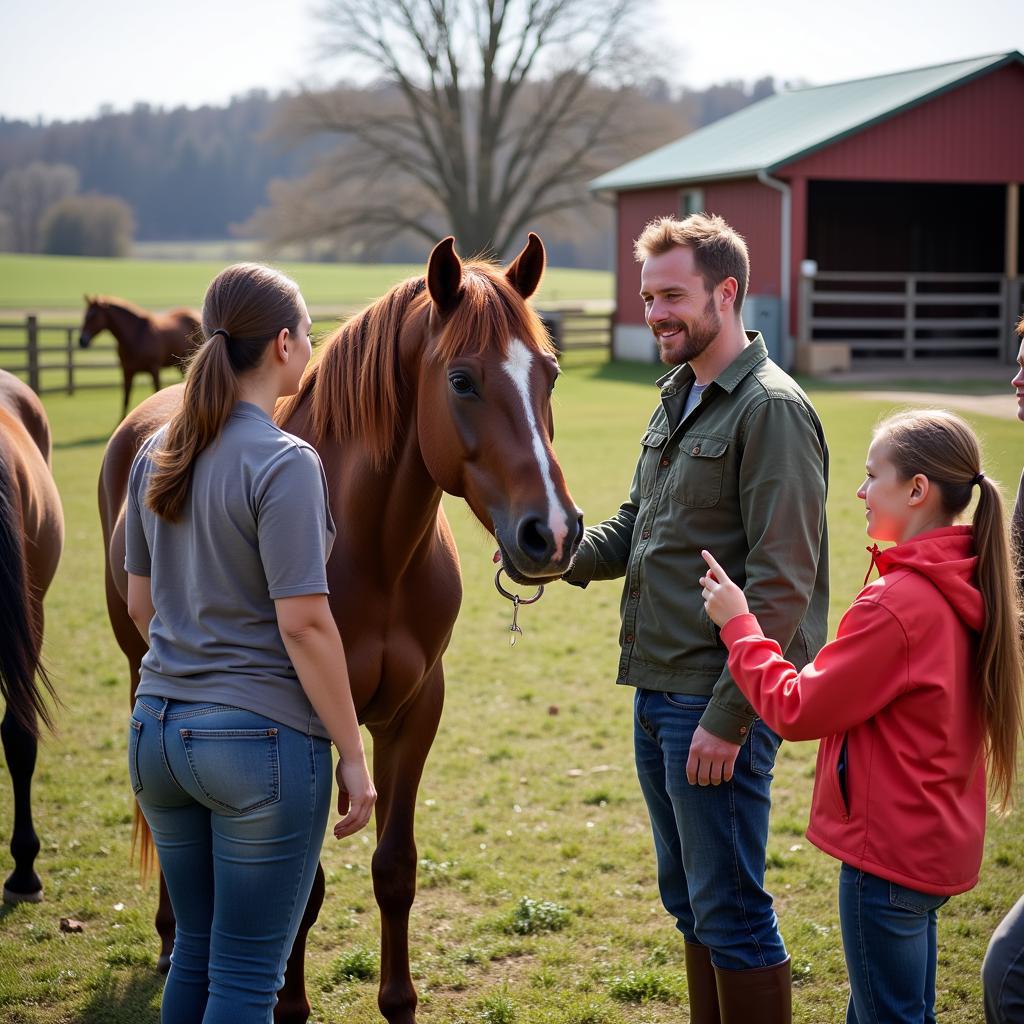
79,296,200,420
0,370,64,904
99,234,583,1022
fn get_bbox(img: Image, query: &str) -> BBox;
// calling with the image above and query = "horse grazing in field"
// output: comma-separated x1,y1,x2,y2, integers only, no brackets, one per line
99,233,583,1023
0,370,64,905
79,296,200,420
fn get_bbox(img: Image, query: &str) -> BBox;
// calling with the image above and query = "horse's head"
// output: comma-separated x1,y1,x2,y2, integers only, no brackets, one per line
79,295,107,348
415,234,583,582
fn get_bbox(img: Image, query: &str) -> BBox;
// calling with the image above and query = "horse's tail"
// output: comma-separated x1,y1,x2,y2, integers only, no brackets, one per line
132,805,157,879
0,459,56,737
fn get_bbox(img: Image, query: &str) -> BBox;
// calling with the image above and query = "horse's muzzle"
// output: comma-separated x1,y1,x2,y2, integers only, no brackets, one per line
78,334,91,349
496,509,584,583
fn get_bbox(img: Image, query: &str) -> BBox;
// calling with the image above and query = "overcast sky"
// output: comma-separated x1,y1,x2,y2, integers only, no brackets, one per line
2,0,1022,123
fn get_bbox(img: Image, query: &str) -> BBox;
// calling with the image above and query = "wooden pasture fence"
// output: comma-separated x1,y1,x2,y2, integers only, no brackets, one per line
540,307,614,358
0,306,616,397
0,315,122,395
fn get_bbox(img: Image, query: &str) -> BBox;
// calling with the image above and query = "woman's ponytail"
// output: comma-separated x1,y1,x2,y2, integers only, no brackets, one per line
144,262,302,523
145,334,239,521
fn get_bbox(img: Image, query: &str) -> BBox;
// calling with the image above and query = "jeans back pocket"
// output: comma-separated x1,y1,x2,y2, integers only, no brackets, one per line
180,728,281,815
889,882,949,916
127,718,143,794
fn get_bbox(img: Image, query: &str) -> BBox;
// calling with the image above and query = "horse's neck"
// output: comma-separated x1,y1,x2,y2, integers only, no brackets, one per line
106,304,146,341
286,392,444,570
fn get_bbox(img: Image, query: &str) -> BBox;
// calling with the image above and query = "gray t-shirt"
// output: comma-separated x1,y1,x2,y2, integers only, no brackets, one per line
681,380,708,421
125,401,336,737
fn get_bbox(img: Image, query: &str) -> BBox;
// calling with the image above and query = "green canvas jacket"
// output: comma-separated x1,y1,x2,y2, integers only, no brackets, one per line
565,334,829,744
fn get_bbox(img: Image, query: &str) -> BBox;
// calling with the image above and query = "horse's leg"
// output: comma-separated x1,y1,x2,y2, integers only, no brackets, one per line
1,705,42,903
273,862,326,1024
372,675,444,1024
121,368,133,421
150,368,160,395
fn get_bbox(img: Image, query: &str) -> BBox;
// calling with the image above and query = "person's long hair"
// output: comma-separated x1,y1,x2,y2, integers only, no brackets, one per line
146,263,302,522
878,409,1023,809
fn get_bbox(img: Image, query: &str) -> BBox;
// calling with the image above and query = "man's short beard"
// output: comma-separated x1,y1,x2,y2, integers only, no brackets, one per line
656,294,721,366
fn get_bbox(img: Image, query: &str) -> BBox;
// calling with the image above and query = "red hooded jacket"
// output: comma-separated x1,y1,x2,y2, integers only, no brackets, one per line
720,525,986,896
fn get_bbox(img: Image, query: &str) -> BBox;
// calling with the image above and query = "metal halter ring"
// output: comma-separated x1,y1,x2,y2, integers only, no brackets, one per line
494,567,544,605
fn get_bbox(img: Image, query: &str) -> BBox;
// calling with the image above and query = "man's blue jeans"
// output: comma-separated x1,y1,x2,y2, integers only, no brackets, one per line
633,688,787,971
130,696,332,1024
839,864,950,1024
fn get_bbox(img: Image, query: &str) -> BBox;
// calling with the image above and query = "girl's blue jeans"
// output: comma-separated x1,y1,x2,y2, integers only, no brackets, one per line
840,863,950,1024
129,695,332,1024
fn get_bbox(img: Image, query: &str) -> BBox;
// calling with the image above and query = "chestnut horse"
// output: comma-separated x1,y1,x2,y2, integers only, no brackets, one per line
0,370,64,904
99,234,583,1022
79,296,200,420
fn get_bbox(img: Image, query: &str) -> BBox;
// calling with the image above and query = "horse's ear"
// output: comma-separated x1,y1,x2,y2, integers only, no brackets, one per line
505,232,546,300
427,236,464,319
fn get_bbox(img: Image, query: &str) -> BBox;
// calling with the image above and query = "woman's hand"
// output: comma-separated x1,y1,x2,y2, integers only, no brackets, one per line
334,756,377,839
699,550,749,627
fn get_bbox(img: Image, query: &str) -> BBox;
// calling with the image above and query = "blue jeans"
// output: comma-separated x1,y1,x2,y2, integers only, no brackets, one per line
983,894,1024,1023
633,688,787,971
130,696,332,1024
839,864,950,1024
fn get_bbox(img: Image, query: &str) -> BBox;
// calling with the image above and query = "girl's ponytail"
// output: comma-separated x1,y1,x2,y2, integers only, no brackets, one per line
972,474,1023,810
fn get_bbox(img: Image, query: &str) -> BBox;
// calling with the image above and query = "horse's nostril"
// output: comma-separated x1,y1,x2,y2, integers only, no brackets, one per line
517,517,554,562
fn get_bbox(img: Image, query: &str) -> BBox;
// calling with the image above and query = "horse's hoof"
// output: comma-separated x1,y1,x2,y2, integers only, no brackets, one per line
157,953,172,974
3,884,43,904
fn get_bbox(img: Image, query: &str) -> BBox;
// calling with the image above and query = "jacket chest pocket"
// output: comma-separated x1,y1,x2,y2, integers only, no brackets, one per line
671,437,729,508
638,428,668,498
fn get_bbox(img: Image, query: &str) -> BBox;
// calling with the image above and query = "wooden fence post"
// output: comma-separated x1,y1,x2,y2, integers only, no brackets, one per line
26,315,40,394
65,327,75,395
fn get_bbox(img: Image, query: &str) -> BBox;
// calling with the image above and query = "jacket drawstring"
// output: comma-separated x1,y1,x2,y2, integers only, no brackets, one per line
863,544,882,586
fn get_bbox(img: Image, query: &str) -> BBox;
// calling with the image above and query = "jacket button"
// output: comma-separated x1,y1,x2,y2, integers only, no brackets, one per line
660,457,670,467
631,590,640,598
641,530,651,539
692,445,701,455
625,634,634,643
739,725,748,735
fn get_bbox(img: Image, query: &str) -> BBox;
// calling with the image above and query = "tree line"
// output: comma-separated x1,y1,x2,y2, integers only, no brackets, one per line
0,1,776,266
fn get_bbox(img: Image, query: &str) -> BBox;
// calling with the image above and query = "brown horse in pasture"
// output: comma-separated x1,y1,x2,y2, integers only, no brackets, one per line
99,234,583,1023
0,370,64,905
79,296,200,420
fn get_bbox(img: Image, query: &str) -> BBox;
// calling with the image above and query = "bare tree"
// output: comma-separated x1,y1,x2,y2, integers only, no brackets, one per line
0,162,80,253
250,0,675,257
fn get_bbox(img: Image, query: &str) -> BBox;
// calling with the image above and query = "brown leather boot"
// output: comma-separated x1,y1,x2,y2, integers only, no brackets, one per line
714,956,791,1024
684,940,722,1024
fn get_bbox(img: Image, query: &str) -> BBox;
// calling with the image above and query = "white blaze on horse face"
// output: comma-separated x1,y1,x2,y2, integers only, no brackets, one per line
501,338,569,562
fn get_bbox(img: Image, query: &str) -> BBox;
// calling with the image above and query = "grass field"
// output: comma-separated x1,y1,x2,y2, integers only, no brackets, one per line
0,254,613,314
1,362,1022,1023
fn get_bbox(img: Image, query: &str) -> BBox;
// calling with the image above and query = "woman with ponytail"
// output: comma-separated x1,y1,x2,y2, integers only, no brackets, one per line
698,408,1022,1024
124,264,375,1024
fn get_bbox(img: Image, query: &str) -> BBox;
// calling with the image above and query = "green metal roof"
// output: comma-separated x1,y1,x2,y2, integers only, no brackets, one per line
591,51,1023,192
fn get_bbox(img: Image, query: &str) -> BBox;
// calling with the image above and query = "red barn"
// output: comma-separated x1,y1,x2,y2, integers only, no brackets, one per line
591,52,1024,371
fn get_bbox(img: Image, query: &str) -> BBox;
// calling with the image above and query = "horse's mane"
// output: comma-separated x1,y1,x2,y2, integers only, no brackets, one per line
93,295,151,323
276,262,555,469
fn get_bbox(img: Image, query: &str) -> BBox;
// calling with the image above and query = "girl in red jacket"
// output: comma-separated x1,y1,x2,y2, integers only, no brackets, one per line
699,409,1022,1024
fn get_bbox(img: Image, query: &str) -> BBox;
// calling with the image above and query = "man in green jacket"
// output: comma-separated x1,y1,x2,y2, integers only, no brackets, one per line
564,214,829,1024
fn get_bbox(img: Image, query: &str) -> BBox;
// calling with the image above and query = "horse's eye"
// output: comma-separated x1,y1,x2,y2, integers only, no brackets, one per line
449,372,475,395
